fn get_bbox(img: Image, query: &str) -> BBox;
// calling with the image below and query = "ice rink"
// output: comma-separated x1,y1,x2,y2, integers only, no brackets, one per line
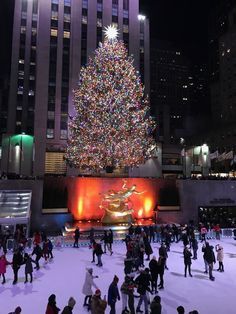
1,238,236,314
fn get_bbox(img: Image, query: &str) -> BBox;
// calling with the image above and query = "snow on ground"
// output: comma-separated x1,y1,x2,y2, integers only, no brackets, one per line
1,238,236,314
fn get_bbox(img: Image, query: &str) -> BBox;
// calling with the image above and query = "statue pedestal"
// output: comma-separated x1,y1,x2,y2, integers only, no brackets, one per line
101,212,134,225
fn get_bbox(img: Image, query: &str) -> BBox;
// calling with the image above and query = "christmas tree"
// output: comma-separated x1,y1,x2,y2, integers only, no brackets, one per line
65,26,156,171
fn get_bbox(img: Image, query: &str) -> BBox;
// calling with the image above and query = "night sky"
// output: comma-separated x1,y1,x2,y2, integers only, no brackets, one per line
140,0,212,63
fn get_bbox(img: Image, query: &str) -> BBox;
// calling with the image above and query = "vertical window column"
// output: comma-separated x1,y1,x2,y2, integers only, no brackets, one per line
139,20,145,83
96,0,103,47
81,0,88,66
123,0,129,50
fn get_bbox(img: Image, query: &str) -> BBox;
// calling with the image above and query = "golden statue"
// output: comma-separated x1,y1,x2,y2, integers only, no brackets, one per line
100,180,145,224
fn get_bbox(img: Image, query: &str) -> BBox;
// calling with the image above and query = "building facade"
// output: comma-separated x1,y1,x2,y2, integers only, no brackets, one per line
4,0,150,176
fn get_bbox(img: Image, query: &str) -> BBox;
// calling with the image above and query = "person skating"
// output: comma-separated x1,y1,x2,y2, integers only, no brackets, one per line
150,295,162,314
43,238,50,262
101,231,110,254
120,275,135,314
108,229,114,255
183,246,193,277
135,268,151,314
32,243,42,270
73,227,80,248
23,253,35,283
48,238,54,259
149,255,159,293
0,253,11,284
82,268,98,308
12,249,23,285
157,255,165,290
61,297,76,314
191,236,198,260
91,289,107,314
95,241,103,267
144,235,153,261
215,244,224,272
108,275,120,314
203,242,216,281
46,294,60,314
159,242,168,270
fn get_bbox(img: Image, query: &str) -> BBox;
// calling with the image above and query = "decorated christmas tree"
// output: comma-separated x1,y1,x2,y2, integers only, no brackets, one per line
65,26,156,171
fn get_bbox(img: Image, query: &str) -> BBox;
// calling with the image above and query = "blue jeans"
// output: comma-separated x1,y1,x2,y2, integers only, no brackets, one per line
137,293,148,314
97,254,102,266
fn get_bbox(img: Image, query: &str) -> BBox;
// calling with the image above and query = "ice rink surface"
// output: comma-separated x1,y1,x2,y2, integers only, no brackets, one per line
1,238,236,314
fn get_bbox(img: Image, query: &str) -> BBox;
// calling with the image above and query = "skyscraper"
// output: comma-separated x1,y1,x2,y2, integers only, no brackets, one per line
4,0,149,176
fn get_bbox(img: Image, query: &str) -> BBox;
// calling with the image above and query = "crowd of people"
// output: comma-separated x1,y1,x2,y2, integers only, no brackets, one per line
0,222,229,313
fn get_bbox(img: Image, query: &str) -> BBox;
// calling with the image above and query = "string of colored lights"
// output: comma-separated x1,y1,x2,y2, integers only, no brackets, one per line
65,38,157,171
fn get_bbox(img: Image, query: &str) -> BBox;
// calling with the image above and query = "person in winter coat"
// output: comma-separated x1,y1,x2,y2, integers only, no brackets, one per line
43,239,50,262
82,268,98,308
120,275,135,314
108,229,113,255
101,231,110,254
0,254,11,284
143,236,153,261
157,255,165,289
159,243,168,270
108,275,120,314
33,231,41,245
183,246,192,277
48,239,54,259
149,256,159,293
135,269,151,314
91,289,107,314
8,306,22,314
95,242,103,267
73,227,80,248
203,242,216,281
61,297,76,314
23,253,35,283
32,244,42,270
12,249,23,285
46,294,60,314
150,295,162,314
215,244,224,272
191,236,198,260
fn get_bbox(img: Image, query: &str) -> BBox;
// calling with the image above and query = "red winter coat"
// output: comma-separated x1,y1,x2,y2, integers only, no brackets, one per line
34,233,41,245
0,255,10,274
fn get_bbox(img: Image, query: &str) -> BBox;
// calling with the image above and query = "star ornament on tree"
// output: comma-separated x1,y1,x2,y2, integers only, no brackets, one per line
104,25,119,41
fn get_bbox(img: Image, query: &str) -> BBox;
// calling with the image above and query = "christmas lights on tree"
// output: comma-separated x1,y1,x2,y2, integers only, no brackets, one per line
65,26,156,171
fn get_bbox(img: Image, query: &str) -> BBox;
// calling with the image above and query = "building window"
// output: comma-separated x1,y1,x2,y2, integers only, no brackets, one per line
60,129,67,139
64,0,71,6
22,0,28,12
45,152,66,174
82,0,88,9
46,129,54,139
63,31,70,38
97,2,102,12
52,10,58,20
97,18,102,27
51,29,58,37
112,0,118,16
123,24,129,33
123,0,129,10
21,12,27,19
82,15,88,24
64,13,71,22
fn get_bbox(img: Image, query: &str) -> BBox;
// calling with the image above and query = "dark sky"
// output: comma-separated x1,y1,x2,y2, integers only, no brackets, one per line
140,0,212,63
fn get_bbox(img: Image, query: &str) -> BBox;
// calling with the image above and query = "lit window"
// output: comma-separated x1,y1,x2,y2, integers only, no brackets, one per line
16,121,22,126
183,85,188,88
52,11,58,20
21,12,27,19
97,3,102,12
46,129,54,139
17,86,24,94
112,22,118,29
60,129,67,139
64,0,71,6
17,106,23,110
29,75,35,80
21,26,26,34
183,97,188,101
176,51,181,55
123,25,129,33
52,0,59,3
97,18,102,27
32,28,37,36
82,15,88,24
18,70,24,79
123,10,129,18
19,59,24,64
51,29,58,37
63,31,70,38
227,48,231,53
28,90,35,96
82,0,88,9
64,13,71,22
140,33,144,40
32,14,38,21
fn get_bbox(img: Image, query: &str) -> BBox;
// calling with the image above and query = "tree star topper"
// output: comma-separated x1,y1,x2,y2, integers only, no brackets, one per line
104,25,119,41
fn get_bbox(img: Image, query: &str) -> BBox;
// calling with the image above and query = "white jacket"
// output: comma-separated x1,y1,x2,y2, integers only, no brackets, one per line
82,271,98,296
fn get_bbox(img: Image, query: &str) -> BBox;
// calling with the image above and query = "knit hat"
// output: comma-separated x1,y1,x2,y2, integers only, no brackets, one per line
15,307,22,314
95,289,101,296
68,297,76,308
177,305,185,314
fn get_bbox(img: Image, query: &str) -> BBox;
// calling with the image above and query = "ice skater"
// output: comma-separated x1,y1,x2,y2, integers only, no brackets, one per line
45,294,60,314
12,249,23,285
108,275,120,314
0,253,11,284
61,297,76,314
203,242,216,281
82,268,98,309
23,253,35,283
183,246,192,277
31,243,42,270
215,244,224,272
73,227,80,248
91,289,107,314
108,229,114,255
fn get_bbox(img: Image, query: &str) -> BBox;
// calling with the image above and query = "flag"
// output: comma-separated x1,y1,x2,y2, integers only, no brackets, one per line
217,152,226,162
225,151,233,160
210,150,219,160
